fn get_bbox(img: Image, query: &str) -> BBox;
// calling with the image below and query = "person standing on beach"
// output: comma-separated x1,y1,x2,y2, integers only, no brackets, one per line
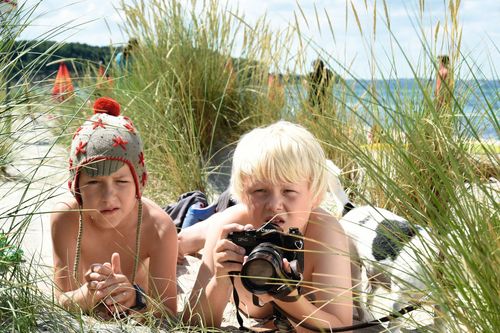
115,38,139,71
435,55,450,108
307,58,334,112
51,97,177,319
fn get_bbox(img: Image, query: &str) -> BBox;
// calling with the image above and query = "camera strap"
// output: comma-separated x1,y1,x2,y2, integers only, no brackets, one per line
229,275,299,332
230,275,249,331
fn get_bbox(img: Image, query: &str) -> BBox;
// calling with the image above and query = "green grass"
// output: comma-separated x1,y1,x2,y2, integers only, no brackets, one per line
106,0,296,202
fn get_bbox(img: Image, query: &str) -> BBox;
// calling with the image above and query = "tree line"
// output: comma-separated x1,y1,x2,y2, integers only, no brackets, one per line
10,40,116,80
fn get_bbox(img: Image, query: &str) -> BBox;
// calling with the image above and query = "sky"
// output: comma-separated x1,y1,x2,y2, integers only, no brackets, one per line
11,0,500,79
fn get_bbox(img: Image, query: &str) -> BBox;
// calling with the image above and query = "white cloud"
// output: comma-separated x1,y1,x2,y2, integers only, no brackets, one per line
15,0,499,78
19,0,128,46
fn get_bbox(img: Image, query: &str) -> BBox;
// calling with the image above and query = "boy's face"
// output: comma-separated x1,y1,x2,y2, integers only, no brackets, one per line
242,178,319,232
78,163,137,228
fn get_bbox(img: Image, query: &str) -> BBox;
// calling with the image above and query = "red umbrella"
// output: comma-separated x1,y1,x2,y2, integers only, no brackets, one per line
52,62,74,101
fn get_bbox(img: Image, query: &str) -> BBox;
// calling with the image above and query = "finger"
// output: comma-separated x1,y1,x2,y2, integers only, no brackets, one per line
216,251,245,266
282,258,291,273
87,272,110,282
111,252,122,275
216,239,246,255
96,281,124,298
104,288,133,306
95,274,128,290
84,266,96,282
87,280,99,290
220,223,247,239
89,264,102,273
91,263,113,276
243,224,254,231
215,261,243,276
214,249,245,274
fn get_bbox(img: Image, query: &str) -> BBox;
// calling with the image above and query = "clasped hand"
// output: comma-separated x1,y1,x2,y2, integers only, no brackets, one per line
84,252,136,314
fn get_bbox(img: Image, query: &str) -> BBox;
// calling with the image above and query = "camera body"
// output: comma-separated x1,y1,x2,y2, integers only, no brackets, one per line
228,223,303,256
227,223,304,297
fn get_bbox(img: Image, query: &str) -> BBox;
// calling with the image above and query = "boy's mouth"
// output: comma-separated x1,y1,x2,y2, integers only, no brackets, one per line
100,207,119,215
265,216,285,226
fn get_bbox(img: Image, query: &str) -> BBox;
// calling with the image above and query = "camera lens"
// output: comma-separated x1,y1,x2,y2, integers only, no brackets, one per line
241,243,284,294
244,258,274,286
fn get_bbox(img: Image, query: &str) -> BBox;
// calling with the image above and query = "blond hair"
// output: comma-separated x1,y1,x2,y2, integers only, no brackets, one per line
230,121,327,203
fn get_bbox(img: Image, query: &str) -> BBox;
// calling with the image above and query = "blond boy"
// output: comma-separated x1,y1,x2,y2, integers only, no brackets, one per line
51,97,177,318
184,121,352,331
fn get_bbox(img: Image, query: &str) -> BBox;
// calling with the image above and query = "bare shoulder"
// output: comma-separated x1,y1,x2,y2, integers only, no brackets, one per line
140,197,176,235
306,207,349,251
50,197,80,259
50,196,79,230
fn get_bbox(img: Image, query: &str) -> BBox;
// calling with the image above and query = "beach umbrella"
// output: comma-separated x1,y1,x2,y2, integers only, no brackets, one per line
52,62,74,101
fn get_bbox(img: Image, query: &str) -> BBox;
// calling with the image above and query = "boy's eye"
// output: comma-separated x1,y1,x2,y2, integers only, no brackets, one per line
250,189,267,197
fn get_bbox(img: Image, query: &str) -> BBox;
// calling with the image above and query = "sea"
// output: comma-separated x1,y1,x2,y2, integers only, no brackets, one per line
47,76,499,141
283,79,499,141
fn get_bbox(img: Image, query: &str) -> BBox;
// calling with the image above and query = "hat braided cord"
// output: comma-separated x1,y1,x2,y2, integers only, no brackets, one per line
73,208,84,283
131,199,143,284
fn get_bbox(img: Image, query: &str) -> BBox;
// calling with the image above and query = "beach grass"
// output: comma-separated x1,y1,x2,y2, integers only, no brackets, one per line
291,1,499,332
1,0,499,332
104,0,295,203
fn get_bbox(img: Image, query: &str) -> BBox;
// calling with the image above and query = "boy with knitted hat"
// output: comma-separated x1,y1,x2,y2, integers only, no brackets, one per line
51,97,177,318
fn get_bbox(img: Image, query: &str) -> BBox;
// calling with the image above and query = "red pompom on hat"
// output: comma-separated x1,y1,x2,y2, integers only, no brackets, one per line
93,97,121,116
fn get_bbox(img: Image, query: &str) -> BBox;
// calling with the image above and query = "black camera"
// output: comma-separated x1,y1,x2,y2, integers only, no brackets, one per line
227,222,304,298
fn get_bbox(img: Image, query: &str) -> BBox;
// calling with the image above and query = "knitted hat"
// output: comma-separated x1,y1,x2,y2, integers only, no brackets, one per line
69,97,147,203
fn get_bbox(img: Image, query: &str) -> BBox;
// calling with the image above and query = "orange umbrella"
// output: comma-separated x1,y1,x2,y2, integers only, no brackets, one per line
52,62,74,101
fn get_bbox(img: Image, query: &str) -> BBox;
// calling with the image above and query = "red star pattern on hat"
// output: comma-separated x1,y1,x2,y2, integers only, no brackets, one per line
72,126,82,139
124,123,136,133
92,118,106,129
141,171,148,187
75,141,87,156
112,136,128,150
138,152,145,167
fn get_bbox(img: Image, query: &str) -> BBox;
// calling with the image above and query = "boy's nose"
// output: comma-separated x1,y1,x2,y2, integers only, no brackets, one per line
267,194,284,211
101,183,117,198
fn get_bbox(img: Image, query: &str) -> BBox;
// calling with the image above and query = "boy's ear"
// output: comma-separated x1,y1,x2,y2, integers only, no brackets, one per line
312,193,324,208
